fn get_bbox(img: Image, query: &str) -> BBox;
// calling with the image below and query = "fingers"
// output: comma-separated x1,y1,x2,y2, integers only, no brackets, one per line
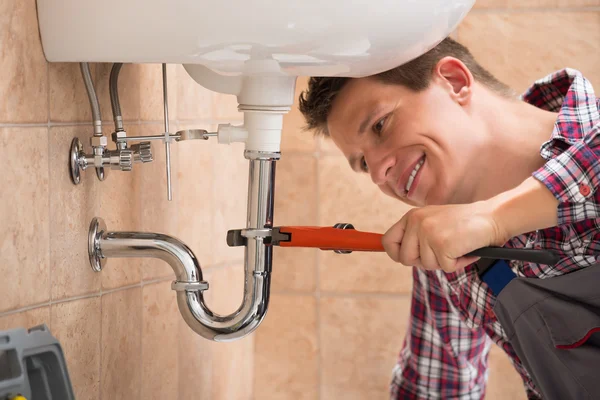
383,213,438,269
382,208,482,272
419,237,440,270
382,217,407,263
397,219,420,266
431,242,455,272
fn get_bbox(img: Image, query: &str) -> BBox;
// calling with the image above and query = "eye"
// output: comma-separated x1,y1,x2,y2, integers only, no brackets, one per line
360,157,368,172
373,116,387,135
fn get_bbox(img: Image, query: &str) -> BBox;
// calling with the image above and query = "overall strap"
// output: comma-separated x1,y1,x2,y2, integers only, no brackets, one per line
476,258,517,297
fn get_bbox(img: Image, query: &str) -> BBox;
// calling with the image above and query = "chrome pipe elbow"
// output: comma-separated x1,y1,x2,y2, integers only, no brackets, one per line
88,216,270,342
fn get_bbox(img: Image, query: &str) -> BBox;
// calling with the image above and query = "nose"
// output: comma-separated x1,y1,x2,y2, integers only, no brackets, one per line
367,152,395,185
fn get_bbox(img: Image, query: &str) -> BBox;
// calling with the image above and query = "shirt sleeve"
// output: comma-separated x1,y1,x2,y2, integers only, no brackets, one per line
389,268,491,399
532,123,600,226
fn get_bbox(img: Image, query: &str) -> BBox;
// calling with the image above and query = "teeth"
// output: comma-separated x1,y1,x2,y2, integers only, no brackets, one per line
405,157,425,193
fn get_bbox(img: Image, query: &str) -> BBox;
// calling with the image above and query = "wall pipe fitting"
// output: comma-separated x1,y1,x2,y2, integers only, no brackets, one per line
88,149,277,342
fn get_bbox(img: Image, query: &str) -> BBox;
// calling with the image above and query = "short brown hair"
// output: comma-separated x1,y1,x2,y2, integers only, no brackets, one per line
298,37,514,136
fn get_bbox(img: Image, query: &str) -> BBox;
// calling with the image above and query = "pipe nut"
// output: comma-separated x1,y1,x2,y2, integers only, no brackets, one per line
111,130,127,142
90,136,108,148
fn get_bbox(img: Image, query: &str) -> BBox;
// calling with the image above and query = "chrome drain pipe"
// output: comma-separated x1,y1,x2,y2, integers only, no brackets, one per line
88,151,277,342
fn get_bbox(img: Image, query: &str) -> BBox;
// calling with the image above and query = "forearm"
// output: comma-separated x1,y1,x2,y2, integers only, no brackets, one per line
486,176,559,241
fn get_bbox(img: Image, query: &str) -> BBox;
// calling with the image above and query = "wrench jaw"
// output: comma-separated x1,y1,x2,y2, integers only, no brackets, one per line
226,229,247,247
226,223,357,254
225,227,292,247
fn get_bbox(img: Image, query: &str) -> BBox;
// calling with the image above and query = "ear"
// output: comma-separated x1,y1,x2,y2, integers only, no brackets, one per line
433,57,474,105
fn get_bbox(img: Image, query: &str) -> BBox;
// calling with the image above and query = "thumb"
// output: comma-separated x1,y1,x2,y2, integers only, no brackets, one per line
382,218,407,263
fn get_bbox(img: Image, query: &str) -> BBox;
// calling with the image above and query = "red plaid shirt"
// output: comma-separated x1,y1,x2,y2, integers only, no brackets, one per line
390,68,600,399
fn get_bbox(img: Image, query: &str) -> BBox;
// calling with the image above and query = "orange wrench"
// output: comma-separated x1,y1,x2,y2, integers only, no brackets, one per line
226,223,560,265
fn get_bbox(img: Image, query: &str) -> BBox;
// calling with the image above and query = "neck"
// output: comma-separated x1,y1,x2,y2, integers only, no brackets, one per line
469,90,558,202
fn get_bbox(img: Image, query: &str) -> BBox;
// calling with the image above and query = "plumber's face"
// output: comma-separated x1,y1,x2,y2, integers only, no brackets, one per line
326,63,482,207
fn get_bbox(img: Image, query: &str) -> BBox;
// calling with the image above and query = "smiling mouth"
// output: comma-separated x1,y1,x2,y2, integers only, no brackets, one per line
406,156,425,193
397,154,426,198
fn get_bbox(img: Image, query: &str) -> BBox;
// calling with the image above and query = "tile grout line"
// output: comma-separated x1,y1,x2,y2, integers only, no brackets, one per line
0,276,173,318
270,290,412,299
0,122,56,128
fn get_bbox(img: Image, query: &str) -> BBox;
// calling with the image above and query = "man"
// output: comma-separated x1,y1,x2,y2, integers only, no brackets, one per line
298,37,600,399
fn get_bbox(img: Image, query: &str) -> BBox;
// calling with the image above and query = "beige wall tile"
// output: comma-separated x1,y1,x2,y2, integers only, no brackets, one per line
0,0,47,123
211,334,254,400
0,128,50,312
176,124,216,267
208,265,254,400
320,295,410,397
98,126,142,290
281,77,317,153
49,63,95,123
178,262,215,399
139,63,178,122
95,63,141,123
129,124,179,280
51,298,101,400
49,127,101,300
272,247,318,292
320,252,413,294
178,265,254,400
458,12,600,93
141,281,179,399
176,64,214,121
486,343,528,400
318,135,341,155
274,154,317,225
205,264,245,316
271,154,318,292
212,143,248,265
254,294,318,400
318,155,412,233
179,306,212,399
473,0,600,8
101,288,141,400
0,307,50,331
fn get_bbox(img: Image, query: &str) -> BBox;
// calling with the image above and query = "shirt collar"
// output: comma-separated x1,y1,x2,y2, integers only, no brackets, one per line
520,68,600,158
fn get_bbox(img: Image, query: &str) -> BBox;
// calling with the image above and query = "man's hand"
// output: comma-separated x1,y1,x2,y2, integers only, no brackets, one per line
381,176,559,272
382,202,508,272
